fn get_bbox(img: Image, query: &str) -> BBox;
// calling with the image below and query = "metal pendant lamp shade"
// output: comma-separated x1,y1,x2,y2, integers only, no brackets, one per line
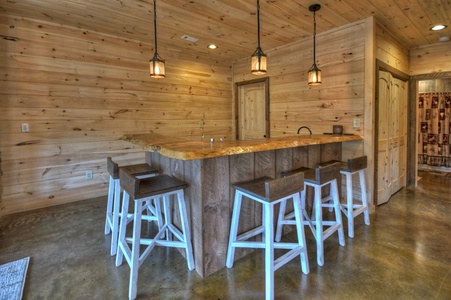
308,4,321,85
150,0,165,78
251,0,267,75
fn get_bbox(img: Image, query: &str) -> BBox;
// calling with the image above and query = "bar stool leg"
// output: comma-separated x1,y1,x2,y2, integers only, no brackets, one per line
110,179,121,256
105,177,115,235
176,190,195,271
264,203,275,300
275,199,287,242
359,170,371,226
116,192,130,267
226,191,243,268
344,172,355,238
331,179,345,246
293,193,310,273
163,196,173,241
129,200,143,300
314,185,324,266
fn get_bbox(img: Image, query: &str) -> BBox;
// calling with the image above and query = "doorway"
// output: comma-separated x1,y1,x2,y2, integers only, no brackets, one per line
375,61,409,205
235,77,270,140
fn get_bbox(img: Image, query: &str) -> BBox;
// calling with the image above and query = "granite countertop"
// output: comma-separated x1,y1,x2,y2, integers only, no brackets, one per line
121,133,362,160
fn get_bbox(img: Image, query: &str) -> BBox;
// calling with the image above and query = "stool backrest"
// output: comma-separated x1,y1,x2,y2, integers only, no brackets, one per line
316,162,341,184
119,167,140,197
107,157,119,179
265,172,304,202
345,155,367,172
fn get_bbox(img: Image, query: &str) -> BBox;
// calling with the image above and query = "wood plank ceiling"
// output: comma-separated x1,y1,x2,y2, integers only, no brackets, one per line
2,0,451,63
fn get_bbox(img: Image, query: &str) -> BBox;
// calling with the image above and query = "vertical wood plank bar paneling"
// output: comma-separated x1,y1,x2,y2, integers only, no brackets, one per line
201,156,230,276
229,152,255,261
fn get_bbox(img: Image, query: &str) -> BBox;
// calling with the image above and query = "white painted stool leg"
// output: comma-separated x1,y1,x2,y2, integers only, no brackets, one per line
293,193,310,274
314,185,324,266
111,178,121,256
177,190,195,271
163,195,173,241
129,200,143,300
332,179,345,246
345,172,354,238
359,170,370,225
105,176,115,235
226,191,243,268
275,199,287,242
264,203,275,300
116,192,130,267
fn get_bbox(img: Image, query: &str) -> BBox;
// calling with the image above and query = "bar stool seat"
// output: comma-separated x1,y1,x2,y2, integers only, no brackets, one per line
319,156,370,238
104,157,159,256
226,172,309,300
116,171,194,300
276,162,345,266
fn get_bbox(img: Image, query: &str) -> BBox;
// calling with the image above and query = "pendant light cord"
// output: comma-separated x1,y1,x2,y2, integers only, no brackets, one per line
257,0,261,51
313,8,316,64
154,0,158,55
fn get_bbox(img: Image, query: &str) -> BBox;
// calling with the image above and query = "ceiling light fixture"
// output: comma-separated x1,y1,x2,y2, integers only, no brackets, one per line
149,0,165,78
251,0,267,75
207,44,218,49
308,4,321,86
430,24,447,31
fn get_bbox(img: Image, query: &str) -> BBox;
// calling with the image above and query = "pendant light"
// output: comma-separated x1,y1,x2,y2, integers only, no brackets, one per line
149,0,165,78
308,4,321,85
251,0,267,75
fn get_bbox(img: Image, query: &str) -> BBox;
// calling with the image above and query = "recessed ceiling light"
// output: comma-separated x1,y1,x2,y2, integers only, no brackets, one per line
207,44,218,49
430,24,447,31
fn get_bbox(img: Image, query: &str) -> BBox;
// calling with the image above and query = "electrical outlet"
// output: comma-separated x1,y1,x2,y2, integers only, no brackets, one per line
86,170,93,180
353,118,361,128
21,123,29,133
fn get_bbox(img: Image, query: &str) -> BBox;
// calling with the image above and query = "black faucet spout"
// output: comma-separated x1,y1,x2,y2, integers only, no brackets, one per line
297,126,312,135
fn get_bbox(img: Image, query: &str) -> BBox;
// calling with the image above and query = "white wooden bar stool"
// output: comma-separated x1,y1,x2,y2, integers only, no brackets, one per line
116,170,194,300
319,156,370,238
104,157,159,256
276,162,345,266
226,172,309,300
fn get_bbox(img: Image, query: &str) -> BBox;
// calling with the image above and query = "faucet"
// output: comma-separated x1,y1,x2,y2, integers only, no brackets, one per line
297,126,312,135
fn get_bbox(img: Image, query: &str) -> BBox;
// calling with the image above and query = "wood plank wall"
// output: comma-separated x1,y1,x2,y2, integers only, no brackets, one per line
0,14,233,216
232,19,370,203
376,22,410,74
410,42,451,75
233,20,367,139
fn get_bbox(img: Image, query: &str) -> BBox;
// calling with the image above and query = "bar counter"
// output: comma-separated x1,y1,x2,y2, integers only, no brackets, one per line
122,133,362,277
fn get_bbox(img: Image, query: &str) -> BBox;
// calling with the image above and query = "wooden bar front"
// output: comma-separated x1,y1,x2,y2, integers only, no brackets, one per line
123,133,361,277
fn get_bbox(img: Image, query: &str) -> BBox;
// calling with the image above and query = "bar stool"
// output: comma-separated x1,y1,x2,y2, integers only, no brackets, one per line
104,157,159,256
226,172,309,300
276,162,345,266
116,170,194,300
320,156,370,238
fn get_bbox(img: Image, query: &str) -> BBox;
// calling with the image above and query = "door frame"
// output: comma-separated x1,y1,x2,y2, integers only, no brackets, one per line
409,71,451,183
234,77,270,140
374,60,410,204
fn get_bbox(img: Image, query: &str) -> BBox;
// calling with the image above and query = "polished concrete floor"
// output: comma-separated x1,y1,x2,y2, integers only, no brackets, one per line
1,170,450,299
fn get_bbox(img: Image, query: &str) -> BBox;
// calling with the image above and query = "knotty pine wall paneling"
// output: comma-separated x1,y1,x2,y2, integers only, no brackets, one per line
0,15,233,215
232,18,372,205
233,20,367,138
410,42,451,75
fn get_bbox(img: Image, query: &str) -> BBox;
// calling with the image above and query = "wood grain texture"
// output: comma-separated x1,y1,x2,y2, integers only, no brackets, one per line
145,139,345,277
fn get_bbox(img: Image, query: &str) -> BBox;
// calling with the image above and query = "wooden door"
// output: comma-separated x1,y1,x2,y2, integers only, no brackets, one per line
377,70,407,205
236,78,269,140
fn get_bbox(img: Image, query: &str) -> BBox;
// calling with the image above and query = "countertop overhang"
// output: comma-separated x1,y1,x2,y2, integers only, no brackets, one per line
122,133,362,160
